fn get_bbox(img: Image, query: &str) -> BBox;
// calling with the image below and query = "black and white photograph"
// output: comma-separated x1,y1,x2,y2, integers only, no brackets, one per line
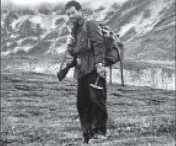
1,0,175,145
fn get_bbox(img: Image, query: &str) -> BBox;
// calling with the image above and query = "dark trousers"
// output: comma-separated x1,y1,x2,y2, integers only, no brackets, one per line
77,70,108,135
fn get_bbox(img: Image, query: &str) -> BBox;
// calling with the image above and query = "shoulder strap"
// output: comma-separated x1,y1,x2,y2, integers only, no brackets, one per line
83,20,89,37
83,20,93,50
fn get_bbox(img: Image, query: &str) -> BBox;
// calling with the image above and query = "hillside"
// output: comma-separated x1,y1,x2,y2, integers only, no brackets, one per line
1,0,175,62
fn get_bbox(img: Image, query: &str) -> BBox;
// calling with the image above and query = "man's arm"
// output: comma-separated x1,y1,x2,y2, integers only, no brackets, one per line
57,56,76,81
86,20,106,65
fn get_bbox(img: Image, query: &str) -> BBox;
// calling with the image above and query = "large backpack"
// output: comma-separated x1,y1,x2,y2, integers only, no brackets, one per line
84,21,122,66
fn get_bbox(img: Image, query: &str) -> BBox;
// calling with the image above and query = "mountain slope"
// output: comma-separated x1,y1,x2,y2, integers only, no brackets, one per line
1,0,175,63
104,0,175,61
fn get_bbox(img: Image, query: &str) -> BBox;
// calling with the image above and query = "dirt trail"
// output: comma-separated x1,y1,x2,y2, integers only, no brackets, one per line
1,71,175,146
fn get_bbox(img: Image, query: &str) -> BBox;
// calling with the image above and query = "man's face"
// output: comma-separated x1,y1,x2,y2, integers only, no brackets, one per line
66,6,82,24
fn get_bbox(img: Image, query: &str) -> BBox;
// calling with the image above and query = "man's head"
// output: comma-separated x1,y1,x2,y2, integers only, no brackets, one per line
65,0,83,24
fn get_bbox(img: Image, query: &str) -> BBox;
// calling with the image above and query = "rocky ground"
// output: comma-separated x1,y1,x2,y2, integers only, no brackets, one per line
1,71,175,146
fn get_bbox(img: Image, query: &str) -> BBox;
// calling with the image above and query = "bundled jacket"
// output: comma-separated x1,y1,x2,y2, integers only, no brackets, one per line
68,19,106,79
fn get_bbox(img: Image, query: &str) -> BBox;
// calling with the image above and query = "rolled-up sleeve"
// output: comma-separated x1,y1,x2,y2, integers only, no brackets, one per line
86,21,106,65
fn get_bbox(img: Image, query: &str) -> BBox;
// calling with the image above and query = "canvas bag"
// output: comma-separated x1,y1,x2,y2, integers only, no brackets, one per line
84,21,121,66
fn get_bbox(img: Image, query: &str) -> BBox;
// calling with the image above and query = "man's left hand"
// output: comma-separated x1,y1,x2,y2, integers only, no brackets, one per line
96,63,107,78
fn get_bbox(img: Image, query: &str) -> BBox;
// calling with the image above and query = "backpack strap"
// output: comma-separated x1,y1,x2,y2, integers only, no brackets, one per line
83,20,87,31
83,20,92,50
83,20,93,39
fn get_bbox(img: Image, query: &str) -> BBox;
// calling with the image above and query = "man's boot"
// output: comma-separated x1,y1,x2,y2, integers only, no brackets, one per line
82,132,90,144
82,130,94,144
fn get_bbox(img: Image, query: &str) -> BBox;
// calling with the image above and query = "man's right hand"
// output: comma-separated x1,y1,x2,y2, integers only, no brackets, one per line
66,58,76,68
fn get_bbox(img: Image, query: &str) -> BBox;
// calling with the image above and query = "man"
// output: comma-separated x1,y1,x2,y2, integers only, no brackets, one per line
65,0,108,143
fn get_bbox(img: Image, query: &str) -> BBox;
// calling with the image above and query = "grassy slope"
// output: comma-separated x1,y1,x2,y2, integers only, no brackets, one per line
1,71,175,146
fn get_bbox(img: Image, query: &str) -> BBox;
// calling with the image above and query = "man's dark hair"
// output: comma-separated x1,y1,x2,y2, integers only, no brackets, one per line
65,0,82,11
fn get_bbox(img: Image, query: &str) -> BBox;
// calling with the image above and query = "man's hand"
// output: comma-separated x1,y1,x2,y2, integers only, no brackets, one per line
67,36,75,46
66,58,76,68
96,63,106,78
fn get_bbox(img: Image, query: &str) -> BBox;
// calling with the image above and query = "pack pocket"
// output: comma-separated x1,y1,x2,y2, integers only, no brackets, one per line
79,37,92,54
105,45,120,66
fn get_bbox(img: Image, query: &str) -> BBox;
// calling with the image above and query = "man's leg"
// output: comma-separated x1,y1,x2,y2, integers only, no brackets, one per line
88,71,108,136
77,75,93,143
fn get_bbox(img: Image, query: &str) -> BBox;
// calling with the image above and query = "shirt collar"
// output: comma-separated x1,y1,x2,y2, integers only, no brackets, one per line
73,17,85,28
78,18,85,26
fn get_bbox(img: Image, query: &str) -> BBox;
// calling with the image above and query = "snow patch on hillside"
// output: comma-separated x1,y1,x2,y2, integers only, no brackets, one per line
1,51,11,57
119,23,135,37
11,15,28,30
11,14,66,32
14,46,32,53
1,46,32,56
86,0,128,21
46,44,66,54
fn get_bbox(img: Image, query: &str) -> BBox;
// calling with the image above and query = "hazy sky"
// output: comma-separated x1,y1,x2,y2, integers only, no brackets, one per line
2,0,127,6
2,0,91,6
